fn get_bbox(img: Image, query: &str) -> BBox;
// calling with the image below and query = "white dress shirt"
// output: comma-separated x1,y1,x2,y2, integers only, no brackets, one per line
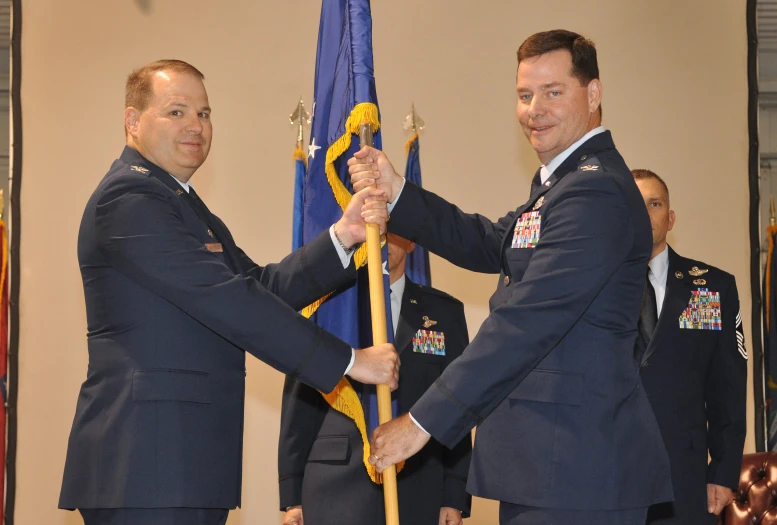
390,275,405,338
648,245,669,317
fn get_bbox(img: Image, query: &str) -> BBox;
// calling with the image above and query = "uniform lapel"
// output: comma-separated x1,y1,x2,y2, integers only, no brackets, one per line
642,246,691,364
395,279,424,356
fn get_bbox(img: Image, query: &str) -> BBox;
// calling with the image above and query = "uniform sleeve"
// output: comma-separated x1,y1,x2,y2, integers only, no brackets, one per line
410,173,635,447
705,277,748,489
389,181,515,274
277,376,327,509
94,178,351,393
441,301,473,516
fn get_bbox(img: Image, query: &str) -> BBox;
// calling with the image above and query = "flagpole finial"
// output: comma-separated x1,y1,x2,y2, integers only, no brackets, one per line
771,195,775,226
289,97,311,149
402,103,425,134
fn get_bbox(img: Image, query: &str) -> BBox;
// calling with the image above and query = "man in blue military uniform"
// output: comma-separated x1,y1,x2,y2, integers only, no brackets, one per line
58,59,399,525
350,30,672,525
633,169,747,524
279,233,471,525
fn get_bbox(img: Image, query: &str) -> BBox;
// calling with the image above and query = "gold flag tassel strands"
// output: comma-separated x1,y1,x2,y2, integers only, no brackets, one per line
359,121,401,525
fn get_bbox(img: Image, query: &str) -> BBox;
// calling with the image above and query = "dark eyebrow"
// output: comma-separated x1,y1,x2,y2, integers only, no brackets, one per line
168,102,211,113
541,82,565,90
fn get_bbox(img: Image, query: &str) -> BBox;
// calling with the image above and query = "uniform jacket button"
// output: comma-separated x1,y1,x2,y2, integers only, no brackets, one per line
504,275,510,285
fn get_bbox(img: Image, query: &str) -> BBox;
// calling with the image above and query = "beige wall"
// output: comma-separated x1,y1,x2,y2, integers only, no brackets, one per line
18,1,749,524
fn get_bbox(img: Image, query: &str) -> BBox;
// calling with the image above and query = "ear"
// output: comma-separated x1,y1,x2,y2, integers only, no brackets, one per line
667,209,676,232
406,241,416,255
587,79,602,114
124,107,141,138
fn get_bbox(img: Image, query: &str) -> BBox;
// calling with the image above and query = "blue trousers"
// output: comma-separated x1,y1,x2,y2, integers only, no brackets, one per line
79,508,229,525
499,502,648,525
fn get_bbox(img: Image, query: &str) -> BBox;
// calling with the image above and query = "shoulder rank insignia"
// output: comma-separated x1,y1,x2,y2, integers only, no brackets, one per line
675,271,683,279
580,165,600,172
689,266,708,276
532,196,545,211
693,278,706,286
130,165,149,174
422,315,437,329
412,329,446,356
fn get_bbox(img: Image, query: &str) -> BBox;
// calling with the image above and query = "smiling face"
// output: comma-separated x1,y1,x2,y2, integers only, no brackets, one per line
516,49,601,165
124,70,212,182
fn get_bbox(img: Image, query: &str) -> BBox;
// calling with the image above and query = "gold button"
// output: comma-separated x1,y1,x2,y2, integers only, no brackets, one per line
503,275,510,285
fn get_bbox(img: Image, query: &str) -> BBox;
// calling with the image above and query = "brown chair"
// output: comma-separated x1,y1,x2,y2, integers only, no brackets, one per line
722,452,777,524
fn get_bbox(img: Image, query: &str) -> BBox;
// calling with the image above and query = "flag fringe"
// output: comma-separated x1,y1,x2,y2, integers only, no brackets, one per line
301,102,395,484
320,377,405,483
767,225,777,331
404,132,418,157
292,147,308,169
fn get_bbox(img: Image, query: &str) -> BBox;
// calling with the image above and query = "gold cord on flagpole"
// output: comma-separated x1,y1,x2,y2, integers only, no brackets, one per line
360,122,400,525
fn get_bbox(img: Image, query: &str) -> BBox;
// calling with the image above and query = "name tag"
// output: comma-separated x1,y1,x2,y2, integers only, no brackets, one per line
678,288,721,330
205,243,224,253
512,211,541,249
412,330,446,356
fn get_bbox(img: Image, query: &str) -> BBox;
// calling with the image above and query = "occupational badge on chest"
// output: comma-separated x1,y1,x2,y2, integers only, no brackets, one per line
678,288,722,330
511,211,541,249
412,329,446,356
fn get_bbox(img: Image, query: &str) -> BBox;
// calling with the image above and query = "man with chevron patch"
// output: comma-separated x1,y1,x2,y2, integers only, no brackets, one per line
632,168,747,525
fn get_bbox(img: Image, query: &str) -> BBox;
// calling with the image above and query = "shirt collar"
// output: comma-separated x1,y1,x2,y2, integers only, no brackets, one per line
648,245,669,283
540,126,607,184
390,274,406,303
170,174,192,193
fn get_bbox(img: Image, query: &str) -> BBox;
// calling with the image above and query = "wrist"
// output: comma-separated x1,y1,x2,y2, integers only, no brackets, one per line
391,176,405,203
333,221,357,252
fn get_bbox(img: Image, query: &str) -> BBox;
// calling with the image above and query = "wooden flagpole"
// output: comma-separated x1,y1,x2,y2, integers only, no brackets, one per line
359,123,400,525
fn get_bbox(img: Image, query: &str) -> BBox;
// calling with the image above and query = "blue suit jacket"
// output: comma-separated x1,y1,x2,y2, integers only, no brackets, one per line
59,147,355,510
388,131,673,510
277,279,472,524
642,247,747,524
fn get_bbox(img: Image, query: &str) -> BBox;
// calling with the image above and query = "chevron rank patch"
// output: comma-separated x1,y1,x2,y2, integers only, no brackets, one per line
512,211,541,249
412,329,446,356
678,288,722,330
736,310,747,359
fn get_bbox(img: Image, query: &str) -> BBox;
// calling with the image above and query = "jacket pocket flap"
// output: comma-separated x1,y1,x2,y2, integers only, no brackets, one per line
132,369,210,404
308,436,351,462
508,369,583,406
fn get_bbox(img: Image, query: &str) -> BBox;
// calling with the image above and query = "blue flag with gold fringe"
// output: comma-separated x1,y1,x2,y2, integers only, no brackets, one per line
299,0,400,483
403,133,431,286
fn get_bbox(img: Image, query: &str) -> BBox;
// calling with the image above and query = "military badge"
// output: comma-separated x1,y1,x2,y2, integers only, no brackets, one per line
532,196,545,211
678,288,721,330
688,266,708,276
512,211,541,249
130,165,149,174
409,298,418,304
675,271,683,279
693,278,706,286
175,189,184,196
580,165,600,172
422,315,437,328
544,181,552,187
412,329,446,356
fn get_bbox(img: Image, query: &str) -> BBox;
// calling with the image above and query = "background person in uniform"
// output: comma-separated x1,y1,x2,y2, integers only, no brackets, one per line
58,59,399,525
633,169,747,524
279,233,472,525
348,30,672,525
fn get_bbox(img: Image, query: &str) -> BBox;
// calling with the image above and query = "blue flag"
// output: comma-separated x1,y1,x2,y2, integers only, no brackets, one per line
300,0,398,482
291,147,306,251
403,133,432,286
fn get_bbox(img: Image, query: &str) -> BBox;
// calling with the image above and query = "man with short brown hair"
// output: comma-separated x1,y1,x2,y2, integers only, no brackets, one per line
633,169,746,524
58,59,399,525
350,30,673,524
